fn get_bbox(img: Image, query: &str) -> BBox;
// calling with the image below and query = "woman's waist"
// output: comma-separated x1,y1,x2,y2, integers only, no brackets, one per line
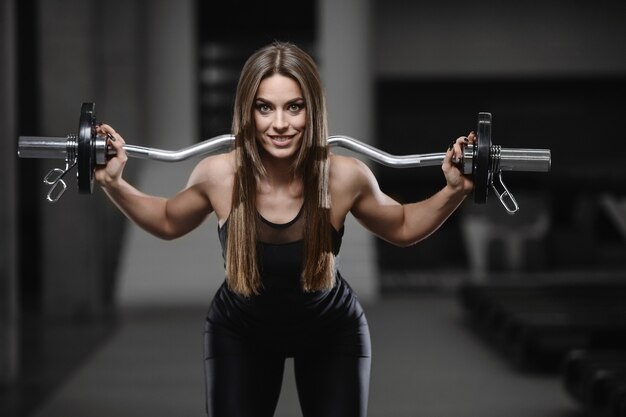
206,293,368,357
208,275,363,330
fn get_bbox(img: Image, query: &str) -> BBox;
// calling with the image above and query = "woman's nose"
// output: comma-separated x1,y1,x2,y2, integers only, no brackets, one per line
272,111,288,130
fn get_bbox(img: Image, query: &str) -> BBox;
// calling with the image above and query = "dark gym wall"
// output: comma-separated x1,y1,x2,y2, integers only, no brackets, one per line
1,0,19,385
374,0,626,78
197,0,316,140
370,0,626,286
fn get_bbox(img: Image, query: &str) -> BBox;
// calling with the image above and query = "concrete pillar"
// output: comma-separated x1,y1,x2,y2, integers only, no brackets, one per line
38,0,140,317
319,0,378,301
117,0,224,308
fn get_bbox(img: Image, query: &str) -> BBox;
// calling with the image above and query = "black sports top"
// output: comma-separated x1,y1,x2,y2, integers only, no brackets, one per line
206,205,366,355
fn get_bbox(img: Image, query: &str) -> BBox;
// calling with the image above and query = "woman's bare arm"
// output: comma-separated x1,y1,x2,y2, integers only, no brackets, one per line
334,134,474,247
95,124,231,240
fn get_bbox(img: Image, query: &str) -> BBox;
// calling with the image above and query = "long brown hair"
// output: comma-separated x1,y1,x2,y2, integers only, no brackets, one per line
226,42,334,296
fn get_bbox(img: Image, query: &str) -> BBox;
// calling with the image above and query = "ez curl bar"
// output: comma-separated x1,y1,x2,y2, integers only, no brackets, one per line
17,103,551,214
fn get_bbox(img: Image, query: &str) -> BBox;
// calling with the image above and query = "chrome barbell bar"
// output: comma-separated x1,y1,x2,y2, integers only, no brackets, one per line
17,103,552,214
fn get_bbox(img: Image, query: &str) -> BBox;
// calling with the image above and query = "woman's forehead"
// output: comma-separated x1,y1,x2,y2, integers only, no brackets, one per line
256,74,303,100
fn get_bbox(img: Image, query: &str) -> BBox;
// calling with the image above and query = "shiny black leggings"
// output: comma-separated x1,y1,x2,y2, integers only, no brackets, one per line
203,320,371,417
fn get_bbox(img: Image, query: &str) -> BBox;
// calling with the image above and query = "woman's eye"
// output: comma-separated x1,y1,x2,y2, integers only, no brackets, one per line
288,103,304,112
256,103,271,113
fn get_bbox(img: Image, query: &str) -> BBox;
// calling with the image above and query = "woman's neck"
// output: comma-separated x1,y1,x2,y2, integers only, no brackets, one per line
256,163,304,221
258,168,302,195
258,151,300,188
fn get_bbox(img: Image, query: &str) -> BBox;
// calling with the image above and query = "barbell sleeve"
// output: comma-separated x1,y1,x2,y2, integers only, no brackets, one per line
498,148,552,172
17,136,71,160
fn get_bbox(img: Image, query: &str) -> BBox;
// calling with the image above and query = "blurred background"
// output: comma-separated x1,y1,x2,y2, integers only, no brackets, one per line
2,0,626,416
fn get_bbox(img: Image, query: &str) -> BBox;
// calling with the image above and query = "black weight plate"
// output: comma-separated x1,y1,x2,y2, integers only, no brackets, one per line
77,102,96,193
473,112,492,204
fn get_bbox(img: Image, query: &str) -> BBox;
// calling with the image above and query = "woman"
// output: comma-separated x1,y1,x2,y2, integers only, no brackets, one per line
95,41,474,417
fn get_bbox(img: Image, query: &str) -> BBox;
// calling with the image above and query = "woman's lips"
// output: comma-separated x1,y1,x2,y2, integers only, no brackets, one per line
269,135,295,147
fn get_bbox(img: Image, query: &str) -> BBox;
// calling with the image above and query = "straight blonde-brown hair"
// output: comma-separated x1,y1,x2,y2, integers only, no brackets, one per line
226,42,334,296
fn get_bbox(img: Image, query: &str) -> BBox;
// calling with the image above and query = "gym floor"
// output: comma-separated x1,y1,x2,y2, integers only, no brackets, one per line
28,293,581,417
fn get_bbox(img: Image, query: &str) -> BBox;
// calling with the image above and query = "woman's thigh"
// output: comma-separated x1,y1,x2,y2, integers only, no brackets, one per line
293,320,372,417
294,351,371,417
204,326,286,417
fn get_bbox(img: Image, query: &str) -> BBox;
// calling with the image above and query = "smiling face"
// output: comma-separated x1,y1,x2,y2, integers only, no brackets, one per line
254,74,307,164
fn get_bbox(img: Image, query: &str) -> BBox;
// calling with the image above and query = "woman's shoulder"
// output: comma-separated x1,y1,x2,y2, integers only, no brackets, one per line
199,150,236,171
328,153,377,207
329,153,374,184
330,152,364,170
188,151,236,187
328,154,376,220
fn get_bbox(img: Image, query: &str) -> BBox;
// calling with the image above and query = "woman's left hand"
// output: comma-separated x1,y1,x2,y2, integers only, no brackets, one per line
442,131,475,196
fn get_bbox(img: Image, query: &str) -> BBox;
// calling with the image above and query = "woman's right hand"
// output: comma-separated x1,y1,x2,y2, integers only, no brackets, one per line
95,123,128,189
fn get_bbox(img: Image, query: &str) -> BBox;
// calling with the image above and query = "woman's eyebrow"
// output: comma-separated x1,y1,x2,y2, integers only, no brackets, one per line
254,97,304,104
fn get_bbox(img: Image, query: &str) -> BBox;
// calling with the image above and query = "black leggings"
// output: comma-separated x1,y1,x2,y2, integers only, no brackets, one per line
203,319,371,417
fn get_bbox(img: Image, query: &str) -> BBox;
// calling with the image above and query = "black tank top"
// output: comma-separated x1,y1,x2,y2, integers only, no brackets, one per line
207,205,365,353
